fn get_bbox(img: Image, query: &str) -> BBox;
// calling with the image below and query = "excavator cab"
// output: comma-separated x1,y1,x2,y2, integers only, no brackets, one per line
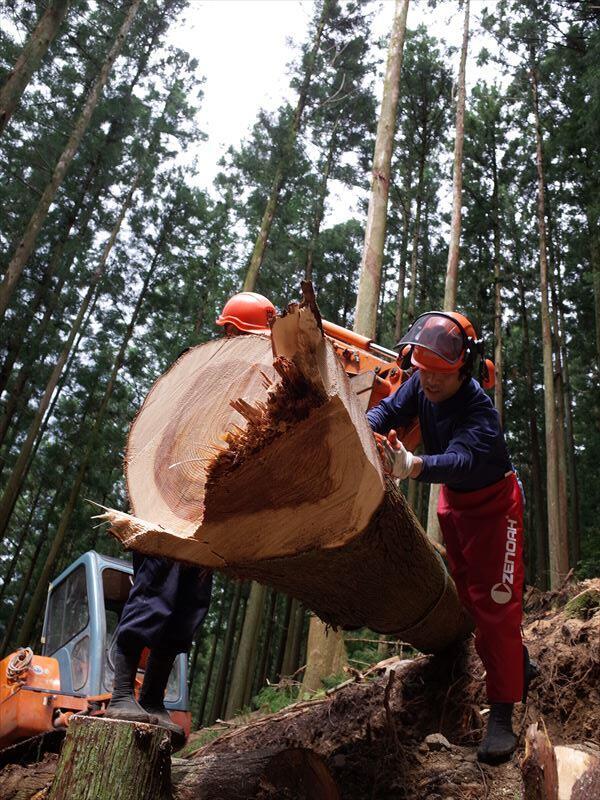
41,551,188,707
1,551,190,751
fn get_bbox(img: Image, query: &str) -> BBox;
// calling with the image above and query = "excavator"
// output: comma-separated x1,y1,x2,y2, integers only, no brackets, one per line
0,320,420,762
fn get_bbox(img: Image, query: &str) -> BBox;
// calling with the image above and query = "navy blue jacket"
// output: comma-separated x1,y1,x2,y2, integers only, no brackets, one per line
366,371,512,492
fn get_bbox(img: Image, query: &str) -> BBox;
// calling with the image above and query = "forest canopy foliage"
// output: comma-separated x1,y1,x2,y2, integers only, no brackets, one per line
0,0,598,727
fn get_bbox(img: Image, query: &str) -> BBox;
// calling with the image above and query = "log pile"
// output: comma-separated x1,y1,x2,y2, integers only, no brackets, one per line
97,287,470,652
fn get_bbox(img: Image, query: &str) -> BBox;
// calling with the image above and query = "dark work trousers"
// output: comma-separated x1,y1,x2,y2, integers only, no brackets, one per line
116,553,213,654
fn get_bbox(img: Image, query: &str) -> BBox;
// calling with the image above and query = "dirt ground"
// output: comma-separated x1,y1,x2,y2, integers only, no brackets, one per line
187,578,600,800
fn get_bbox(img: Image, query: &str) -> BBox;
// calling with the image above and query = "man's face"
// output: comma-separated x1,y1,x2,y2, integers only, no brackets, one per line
418,367,464,403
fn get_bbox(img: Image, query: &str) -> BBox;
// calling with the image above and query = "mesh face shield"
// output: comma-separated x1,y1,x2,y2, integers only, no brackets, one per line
398,313,467,366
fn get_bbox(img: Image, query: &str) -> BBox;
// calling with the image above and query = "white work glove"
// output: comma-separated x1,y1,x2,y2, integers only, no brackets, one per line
376,429,415,480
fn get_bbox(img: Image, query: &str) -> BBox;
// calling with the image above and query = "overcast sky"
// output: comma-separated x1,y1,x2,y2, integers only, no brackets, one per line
167,1,499,222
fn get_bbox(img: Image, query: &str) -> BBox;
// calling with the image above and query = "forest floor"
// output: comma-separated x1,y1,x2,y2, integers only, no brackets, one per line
0,579,598,799
183,577,600,800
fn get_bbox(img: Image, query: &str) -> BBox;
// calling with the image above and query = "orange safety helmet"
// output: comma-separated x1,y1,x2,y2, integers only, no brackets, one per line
216,292,276,333
397,311,494,386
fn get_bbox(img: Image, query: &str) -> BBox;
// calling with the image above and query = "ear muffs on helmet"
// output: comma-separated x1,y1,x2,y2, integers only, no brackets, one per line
481,357,496,389
400,344,413,371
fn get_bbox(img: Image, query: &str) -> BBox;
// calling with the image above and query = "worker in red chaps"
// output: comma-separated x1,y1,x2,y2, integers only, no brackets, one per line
367,311,536,765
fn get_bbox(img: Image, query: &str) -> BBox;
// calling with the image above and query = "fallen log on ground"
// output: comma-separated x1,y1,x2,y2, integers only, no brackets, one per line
97,288,470,652
0,735,339,800
172,747,339,799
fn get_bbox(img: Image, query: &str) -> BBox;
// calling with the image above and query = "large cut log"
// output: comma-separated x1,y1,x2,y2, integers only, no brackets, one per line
98,290,470,652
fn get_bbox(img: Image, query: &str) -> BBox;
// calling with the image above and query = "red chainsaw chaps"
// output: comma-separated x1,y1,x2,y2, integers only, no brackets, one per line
437,473,525,704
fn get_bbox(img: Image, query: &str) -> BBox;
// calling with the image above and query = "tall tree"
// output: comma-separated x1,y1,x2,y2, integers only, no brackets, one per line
529,51,568,587
443,0,470,310
353,0,409,337
0,0,142,319
0,0,71,135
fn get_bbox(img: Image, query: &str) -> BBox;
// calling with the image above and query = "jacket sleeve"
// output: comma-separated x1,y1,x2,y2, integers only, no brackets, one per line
418,406,504,484
366,372,419,434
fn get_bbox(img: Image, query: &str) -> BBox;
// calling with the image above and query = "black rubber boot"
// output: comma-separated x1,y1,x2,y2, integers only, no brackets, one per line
105,643,156,724
523,646,540,704
139,649,186,748
477,703,517,764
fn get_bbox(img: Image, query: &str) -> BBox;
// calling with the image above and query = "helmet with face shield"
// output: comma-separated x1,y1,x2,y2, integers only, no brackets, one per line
397,311,494,387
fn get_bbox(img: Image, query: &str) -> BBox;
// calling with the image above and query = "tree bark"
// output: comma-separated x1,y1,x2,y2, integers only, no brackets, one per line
0,0,71,136
47,717,171,800
255,588,278,693
301,616,347,693
354,0,409,338
0,743,340,800
0,0,142,320
194,587,228,726
529,56,568,588
394,177,412,341
406,150,425,323
100,293,470,653
443,0,469,310
172,747,340,800
207,582,243,723
225,581,268,717
279,597,304,678
589,220,600,368
555,260,580,562
517,273,547,587
521,722,559,800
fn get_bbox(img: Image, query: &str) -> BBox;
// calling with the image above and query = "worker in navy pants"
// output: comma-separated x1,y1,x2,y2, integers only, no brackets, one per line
105,292,277,742
117,554,213,653
368,311,536,766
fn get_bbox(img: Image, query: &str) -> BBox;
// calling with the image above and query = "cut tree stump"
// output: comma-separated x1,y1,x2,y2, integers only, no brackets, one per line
46,717,171,800
98,286,470,652
522,722,559,800
521,722,600,800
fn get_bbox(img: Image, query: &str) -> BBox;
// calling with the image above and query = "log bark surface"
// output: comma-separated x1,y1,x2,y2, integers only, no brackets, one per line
46,717,171,800
100,299,470,653
0,743,339,800
172,747,339,800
